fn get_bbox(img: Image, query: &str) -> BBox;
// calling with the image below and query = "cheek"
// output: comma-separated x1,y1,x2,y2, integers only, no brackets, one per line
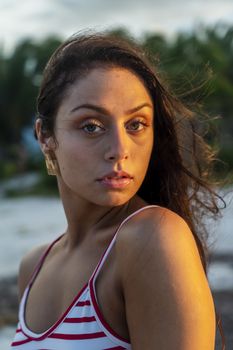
135,133,154,162
56,139,101,177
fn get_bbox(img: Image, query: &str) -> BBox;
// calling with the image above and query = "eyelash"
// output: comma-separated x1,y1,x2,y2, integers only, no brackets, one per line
80,118,149,134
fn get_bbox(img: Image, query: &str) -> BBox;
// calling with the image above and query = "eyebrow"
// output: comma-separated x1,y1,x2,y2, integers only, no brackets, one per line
70,102,153,115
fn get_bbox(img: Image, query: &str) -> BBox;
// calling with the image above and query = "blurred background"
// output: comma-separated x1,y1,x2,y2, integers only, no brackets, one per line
0,0,232,348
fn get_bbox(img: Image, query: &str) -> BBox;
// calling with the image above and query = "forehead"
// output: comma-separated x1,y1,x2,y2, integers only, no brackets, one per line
63,66,153,106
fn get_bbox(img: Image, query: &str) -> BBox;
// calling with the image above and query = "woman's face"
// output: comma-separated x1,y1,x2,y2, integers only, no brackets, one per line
51,67,154,206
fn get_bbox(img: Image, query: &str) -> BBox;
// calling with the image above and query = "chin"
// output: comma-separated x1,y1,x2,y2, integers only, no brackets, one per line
94,191,135,207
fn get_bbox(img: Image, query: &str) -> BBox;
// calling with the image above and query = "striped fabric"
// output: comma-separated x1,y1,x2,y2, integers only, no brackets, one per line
11,205,158,349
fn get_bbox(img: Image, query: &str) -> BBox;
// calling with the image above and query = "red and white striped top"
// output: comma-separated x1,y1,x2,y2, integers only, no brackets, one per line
11,205,157,350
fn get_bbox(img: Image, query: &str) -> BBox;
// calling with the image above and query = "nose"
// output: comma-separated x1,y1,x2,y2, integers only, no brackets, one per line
104,127,129,162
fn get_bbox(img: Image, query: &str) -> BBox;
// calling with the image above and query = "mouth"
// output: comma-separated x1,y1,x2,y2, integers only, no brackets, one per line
102,175,132,180
97,172,133,189
97,171,133,181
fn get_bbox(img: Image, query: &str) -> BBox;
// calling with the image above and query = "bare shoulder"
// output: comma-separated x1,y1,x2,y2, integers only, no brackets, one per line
18,243,50,300
115,206,216,349
115,205,200,266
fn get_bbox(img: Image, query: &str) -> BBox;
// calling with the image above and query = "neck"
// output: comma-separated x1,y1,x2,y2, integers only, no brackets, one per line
57,179,133,249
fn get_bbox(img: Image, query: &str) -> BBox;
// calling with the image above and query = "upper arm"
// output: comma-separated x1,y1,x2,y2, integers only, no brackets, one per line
116,207,216,350
18,244,49,301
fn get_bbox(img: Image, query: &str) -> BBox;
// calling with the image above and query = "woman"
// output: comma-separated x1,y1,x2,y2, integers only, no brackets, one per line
11,32,224,349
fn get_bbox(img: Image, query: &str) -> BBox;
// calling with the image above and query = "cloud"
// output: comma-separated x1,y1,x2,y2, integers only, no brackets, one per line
0,0,233,54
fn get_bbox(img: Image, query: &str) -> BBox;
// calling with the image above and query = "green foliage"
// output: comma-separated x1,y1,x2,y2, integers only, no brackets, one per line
0,36,62,147
218,148,233,171
0,161,18,179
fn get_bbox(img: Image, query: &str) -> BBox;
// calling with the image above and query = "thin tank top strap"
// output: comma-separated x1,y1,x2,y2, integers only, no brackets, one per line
27,233,65,287
89,205,158,284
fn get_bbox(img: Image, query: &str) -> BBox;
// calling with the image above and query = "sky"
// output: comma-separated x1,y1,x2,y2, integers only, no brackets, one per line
0,0,233,54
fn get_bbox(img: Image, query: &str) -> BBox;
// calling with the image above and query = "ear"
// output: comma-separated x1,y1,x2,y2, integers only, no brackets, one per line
35,118,56,155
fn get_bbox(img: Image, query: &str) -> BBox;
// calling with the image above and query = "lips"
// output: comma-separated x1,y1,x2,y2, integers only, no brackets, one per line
97,171,133,189
98,170,133,181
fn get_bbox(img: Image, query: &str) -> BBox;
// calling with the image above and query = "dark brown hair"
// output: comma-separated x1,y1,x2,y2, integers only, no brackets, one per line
36,31,225,348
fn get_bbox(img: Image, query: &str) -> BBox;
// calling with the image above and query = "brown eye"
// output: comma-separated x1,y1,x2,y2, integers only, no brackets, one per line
127,119,148,131
80,120,105,134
